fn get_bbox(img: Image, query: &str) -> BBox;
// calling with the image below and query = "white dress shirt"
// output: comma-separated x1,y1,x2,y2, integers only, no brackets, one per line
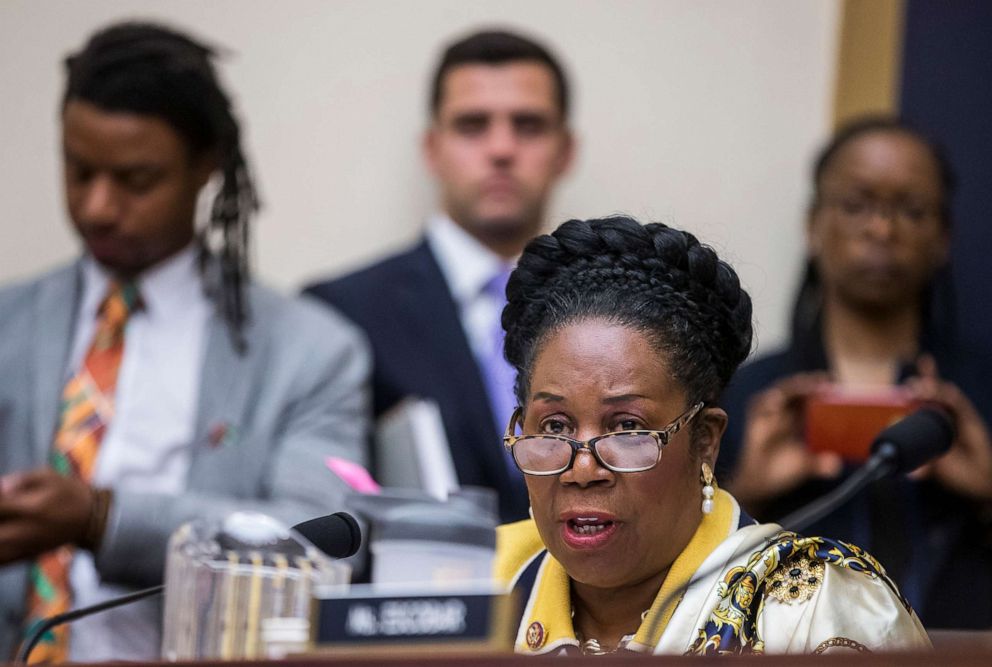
425,214,512,364
67,245,210,662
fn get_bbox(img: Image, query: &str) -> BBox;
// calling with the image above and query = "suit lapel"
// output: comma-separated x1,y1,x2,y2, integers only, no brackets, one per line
393,242,512,491
187,289,257,485
31,263,82,464
399,242,498,431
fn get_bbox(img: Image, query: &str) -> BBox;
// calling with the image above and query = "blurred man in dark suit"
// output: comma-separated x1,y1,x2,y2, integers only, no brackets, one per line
306,30,574,522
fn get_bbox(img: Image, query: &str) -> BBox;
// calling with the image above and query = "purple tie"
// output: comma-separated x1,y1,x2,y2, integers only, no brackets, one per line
480,267,517,433
478,267,523,481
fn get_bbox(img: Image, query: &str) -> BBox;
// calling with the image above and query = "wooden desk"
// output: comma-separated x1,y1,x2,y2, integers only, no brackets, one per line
58,643,992,667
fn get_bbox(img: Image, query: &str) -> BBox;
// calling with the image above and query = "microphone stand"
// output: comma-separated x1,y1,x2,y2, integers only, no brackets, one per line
15,585,164,665
776,442,896,531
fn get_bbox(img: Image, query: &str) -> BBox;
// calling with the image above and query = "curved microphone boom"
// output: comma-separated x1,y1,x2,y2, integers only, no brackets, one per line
633,407,954,655
15,511,361,664
776,407,953,532
15,585,165,664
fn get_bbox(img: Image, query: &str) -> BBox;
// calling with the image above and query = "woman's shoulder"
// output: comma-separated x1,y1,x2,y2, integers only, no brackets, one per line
721,347,806,408
690,530,931,655
494,519,547,587
760,533,930,653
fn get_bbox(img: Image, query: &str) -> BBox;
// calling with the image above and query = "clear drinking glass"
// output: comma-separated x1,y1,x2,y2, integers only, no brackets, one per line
161,512,351,661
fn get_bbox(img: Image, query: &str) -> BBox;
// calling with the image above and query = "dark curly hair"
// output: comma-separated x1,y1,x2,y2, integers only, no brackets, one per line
64,22,259,353
503,216,753,410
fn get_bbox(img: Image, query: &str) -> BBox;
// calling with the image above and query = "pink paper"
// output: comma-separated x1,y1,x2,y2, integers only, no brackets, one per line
325,456,381,494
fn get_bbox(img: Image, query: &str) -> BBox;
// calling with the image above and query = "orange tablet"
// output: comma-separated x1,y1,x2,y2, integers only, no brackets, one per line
805,388,919,462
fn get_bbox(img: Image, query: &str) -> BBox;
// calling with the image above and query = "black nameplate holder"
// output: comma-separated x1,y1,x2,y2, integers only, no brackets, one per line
313,582,516,652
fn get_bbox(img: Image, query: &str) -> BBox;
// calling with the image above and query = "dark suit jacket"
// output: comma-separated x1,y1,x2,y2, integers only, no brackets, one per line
305,239,528,523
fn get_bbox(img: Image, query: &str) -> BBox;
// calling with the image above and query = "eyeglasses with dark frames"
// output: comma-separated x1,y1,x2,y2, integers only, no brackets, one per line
818,193,941,230
502,402,705,476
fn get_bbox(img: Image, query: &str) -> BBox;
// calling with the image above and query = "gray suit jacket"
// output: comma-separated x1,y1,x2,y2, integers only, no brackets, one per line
0,260,371,657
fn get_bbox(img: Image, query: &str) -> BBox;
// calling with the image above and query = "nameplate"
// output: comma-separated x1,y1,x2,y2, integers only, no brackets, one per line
313,583,515,650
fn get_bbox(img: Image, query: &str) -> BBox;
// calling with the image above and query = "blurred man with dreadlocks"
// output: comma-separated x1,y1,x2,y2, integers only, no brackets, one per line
306,30,574,523
0,22,370,661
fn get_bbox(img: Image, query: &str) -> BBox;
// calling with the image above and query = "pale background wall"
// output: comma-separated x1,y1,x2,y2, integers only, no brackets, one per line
0,0,840,354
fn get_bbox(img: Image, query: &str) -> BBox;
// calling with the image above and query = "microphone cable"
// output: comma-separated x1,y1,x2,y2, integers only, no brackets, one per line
15,510,362,664
15,585,164,665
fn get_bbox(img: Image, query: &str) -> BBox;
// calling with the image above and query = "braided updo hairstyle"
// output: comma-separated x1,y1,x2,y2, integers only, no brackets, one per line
503,216,753,412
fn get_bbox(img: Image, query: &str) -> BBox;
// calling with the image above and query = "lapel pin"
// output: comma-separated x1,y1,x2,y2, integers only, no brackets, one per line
207,422,236,448
526,621,546,650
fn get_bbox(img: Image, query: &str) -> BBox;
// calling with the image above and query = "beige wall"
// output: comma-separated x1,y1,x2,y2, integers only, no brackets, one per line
0,0,839,354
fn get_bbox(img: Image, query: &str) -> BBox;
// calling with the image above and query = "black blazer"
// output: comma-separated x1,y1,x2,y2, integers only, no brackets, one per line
304,239,529,523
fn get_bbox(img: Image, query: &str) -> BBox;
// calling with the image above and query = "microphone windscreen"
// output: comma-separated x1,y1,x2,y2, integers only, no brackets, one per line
870,407,954,473
292,511,361,559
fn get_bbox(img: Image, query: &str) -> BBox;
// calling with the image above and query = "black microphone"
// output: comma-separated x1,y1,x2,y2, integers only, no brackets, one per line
293,510,362,559
15,511,362,664
633,407,954,654
868,406,955,474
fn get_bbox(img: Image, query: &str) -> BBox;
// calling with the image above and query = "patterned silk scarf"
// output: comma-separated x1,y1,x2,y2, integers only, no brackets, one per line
23,280,139,663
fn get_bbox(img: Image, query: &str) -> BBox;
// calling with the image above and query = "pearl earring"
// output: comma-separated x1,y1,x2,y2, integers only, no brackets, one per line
701,462,715,515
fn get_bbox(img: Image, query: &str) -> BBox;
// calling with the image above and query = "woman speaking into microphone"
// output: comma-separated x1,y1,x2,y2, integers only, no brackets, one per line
493,216,929,655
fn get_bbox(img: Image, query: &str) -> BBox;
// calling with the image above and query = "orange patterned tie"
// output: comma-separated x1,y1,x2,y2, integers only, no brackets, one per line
23,281,139,664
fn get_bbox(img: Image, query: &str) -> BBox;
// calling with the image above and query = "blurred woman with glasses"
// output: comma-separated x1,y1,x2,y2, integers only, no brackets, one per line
719,118,992,630
493,215,929,655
